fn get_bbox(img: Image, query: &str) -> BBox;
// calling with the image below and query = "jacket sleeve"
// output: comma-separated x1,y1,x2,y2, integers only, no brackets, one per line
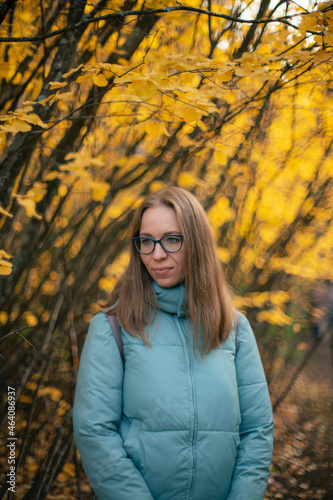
227,313,274,500
73,312,154,500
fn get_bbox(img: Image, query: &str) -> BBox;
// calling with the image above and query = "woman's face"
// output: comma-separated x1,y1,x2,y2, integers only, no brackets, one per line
139,205,186,288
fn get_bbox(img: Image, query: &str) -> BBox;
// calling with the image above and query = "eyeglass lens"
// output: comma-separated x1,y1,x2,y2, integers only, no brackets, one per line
136,235,182,254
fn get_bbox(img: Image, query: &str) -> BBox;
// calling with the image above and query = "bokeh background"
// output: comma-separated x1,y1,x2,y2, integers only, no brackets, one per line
0,0,332,498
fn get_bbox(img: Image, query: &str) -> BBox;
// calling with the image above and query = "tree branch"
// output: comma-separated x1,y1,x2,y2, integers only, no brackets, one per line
0,5,305,43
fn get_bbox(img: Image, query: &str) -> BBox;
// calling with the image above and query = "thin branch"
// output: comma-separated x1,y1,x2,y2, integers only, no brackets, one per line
0,326,35,357
0,5,313,43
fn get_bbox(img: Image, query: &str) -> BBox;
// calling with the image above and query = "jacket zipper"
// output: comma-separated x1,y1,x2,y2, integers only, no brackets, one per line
178,318,197,500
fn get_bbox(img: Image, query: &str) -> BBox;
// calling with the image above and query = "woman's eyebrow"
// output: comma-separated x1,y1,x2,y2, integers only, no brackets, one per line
139,231,180,237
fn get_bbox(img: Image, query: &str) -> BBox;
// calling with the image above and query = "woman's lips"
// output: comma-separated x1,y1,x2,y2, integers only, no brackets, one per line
153,267,172,275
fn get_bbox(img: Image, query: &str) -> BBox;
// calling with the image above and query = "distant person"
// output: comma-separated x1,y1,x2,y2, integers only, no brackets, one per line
73,186,274,500
309,281,327,340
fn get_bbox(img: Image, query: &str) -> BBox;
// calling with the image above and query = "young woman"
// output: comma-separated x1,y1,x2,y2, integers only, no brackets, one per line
73,186,274,500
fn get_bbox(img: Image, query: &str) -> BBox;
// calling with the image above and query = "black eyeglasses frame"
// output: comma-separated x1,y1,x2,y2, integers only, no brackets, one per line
132,234,184,255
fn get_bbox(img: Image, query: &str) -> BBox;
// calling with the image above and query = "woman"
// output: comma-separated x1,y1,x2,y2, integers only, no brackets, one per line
73,186,274,500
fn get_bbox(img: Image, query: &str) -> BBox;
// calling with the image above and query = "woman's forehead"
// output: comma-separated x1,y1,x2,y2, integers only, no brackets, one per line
140,206,180,236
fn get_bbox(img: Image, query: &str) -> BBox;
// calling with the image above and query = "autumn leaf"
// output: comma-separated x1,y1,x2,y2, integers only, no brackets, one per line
219,69,234,82
131,78,157,99
0,251,13,275
13,195,42,219
11,119,32,132
183,107,201,123
93,73,108,87
0,207,13,217
49,81,68,89
76,73,93,83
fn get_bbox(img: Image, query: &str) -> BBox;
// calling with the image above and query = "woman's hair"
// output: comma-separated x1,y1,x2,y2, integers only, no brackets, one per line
105,186,235,353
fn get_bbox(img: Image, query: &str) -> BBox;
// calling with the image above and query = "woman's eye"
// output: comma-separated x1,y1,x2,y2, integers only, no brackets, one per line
141,238,152,246
165,236,179,244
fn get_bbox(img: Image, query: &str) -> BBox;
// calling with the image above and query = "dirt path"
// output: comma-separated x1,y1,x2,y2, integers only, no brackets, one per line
266,333,333,499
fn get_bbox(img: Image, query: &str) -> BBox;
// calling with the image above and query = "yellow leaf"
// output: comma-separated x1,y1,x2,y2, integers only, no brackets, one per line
0,258,13,267
44,171,60,181
217,247,231,263
58,184,68,197
0,124,17,133
0,207,13,217
0,267,12,276
183,108,201,123
49,81,67,89
214,150,227,165
91,181,109,201
76,74,92,83
11,119,32,132
93,73,108,87
163,93,175,107
297,342,308,351
0,254,13,276
219,70,234,82
26,182,47,202
132,79,157,99
0,311,8,325
38,386,62,402
49,92,73,103
195,147,210,157
145,122,164,136
178,172,199,188
63,64,84,78
0,249,13,259
149,181,166,192
23,312,38,326
18,113,46,127
14,196,42,219
19,395,33,404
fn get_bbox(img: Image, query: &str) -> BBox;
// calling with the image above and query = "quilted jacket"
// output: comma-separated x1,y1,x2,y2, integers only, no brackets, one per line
73,281,274,500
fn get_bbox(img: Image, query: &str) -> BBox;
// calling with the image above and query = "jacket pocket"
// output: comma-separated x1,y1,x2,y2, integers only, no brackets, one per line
123,419,144,470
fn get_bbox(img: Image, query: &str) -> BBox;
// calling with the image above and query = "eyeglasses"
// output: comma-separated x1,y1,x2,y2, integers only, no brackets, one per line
132,234,184,255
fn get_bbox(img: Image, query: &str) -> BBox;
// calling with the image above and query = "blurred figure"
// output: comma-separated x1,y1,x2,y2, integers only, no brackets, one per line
309,281,327,340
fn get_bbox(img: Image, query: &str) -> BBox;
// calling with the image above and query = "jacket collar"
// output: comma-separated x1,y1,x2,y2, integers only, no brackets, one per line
153,281,187,317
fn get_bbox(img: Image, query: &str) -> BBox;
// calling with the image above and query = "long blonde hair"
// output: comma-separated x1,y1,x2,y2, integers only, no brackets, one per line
105,187,234,353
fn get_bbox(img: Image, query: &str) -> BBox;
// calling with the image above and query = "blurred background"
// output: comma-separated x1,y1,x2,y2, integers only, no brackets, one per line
0,0,332,498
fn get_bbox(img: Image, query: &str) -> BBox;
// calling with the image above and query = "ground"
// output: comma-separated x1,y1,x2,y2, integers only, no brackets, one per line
266,332,333,500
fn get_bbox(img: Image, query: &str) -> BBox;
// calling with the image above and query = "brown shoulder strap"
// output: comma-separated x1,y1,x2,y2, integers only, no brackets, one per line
102,312,125,365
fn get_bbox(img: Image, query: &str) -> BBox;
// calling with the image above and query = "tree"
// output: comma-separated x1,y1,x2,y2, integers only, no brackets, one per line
0,0,332,497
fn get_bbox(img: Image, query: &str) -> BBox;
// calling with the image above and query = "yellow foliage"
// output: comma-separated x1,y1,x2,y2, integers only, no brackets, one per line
217,247,231,263
257,309,293,326
19,395,33,404
22,312,38,326
38,386,62,402
178,172,200,189
219,69,234,82
26,381,38,391
183,107,202,123
0,250,13,275
213,149,227,166
98,276,117,291
0,311,8,325
91,181,110,202
149,181,166,192
131,79,157,99
93,73,108,87
208,197,235,227
11,119,31,132
13,195,42,219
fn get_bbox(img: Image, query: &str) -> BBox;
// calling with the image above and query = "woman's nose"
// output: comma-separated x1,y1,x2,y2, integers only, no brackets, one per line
152,242,168,259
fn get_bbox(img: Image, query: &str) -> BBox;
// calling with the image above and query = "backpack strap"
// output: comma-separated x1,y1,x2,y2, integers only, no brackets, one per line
234,311,239,355
102,312,125,366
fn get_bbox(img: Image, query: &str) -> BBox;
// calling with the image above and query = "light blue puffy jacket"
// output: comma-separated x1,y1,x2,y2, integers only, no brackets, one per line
73,282,274,500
